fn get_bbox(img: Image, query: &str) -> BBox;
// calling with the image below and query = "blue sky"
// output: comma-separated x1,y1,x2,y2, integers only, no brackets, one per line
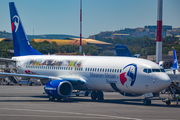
0,0,179,38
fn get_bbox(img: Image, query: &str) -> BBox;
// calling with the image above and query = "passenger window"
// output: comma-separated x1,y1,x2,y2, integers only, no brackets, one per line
117,69,119,73
95,68,97,72
97,68,99,72
90,68,92,71
102,69,104,72
100,69,102,72
88,68,89,71
110,69,112,72
112,69,114,72
93,68,94,71
107,69,109,72
105,69,107,72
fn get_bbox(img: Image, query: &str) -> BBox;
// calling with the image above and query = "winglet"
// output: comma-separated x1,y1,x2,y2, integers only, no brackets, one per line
172,49,178,70
9,2,42,56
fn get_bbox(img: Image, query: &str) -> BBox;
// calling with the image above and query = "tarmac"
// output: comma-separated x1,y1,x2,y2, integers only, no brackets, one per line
0,85,180,120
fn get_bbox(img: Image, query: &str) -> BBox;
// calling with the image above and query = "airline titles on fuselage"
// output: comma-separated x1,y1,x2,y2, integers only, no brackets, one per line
90,72,118,84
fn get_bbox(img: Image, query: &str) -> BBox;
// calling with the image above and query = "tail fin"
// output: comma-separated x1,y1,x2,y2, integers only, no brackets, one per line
172,49,178,69
9,2,42,56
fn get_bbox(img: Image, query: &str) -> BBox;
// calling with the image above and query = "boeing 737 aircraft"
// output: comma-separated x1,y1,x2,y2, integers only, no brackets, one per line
0,2,171,105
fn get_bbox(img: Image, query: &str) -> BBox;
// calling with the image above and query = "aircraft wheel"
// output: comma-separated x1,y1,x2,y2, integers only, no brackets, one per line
143,98,151,105
166,100,171,105
148,99,151,105
97,91,104,101
49,96,55,101
91,91,97,101
57,97,62,101
84,91,89,96
76,90,80,96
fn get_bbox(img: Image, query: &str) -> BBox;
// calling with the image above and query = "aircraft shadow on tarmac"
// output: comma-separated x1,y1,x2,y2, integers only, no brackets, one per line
0,94,179,108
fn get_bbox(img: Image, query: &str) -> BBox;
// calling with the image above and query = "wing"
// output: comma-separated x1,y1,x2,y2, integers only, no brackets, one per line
0,72,87,90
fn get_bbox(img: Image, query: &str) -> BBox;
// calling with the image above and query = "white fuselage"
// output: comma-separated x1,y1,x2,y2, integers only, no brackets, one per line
12,55,171,94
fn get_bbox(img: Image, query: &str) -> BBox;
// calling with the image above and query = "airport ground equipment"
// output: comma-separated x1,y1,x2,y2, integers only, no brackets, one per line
163,74,180,105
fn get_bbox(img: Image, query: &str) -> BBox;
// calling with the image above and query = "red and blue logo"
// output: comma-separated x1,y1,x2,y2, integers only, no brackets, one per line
120,63,137,86
11,15,19,32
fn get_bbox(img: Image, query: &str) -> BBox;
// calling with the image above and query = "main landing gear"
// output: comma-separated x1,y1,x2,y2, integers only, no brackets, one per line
91,91,104,101
49,96,62,101
143,98,151,105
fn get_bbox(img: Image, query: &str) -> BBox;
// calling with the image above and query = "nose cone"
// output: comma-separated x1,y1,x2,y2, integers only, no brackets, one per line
156,73,171,91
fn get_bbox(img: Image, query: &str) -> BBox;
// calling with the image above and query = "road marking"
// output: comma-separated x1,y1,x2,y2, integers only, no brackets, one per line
0,108,142,120
0,114,116,119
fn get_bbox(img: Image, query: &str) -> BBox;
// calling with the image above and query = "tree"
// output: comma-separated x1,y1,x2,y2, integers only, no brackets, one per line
99,51,115,56
1,49,9,58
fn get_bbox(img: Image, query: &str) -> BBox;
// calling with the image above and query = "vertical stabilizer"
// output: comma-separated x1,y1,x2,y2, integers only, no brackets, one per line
172,49,178,70
9,2,42,56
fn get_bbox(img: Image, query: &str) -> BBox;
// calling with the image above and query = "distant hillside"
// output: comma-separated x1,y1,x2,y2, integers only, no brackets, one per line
0,31,12,38
0,31,79,41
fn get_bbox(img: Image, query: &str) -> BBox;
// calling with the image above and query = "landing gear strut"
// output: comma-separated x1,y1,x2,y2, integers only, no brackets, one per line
143,98,151,105
91,91,104,101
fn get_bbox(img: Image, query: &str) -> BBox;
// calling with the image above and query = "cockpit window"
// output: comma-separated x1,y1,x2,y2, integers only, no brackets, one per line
147,69,152,73
143,69,152,73
152,69,160,72
143,69,147,73
144,68,164,73
160,69,165,72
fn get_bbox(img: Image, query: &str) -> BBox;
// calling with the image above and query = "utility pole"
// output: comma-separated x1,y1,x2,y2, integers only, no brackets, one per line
156,0,163,63
79,0,82,53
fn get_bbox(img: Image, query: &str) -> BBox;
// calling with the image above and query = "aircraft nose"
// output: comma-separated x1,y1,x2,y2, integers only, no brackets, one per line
156,74,171,90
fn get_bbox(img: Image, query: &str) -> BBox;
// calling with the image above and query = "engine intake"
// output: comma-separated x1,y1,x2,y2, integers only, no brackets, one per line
44,80,73,97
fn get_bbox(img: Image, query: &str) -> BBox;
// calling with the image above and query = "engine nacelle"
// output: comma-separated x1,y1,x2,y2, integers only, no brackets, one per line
44,80,73,97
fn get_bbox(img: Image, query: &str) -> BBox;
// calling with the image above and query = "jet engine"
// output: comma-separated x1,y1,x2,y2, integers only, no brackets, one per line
44,80,73,97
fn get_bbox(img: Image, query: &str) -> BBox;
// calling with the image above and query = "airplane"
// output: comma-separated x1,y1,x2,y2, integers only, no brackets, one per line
159,49,179,74
0,2,171,105
165,49,179,74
